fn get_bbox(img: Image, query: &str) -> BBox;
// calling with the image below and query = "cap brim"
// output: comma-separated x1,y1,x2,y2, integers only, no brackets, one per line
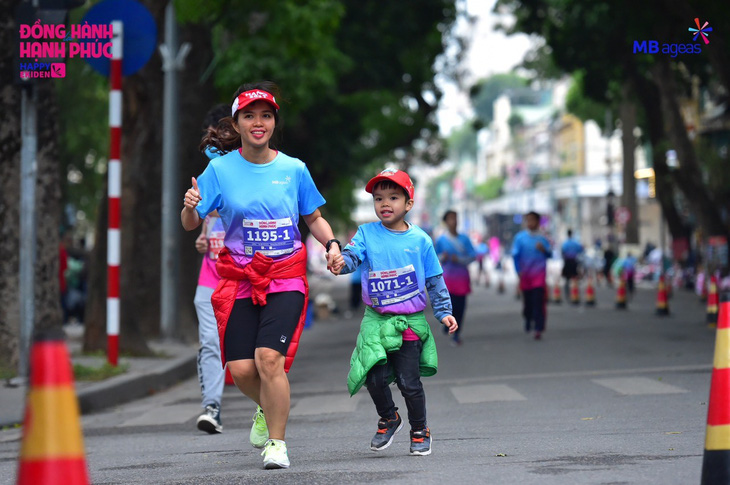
365,176,387,194
236,98,280,112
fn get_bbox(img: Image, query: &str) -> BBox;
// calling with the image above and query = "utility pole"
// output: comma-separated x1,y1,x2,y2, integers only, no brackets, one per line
159,2,190,339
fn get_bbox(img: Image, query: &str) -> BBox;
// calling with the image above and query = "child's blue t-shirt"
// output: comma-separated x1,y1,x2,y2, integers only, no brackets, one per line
194,149,325,267
346,222,443,315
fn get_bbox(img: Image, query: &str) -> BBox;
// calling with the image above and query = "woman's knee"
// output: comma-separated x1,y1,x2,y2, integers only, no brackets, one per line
254,348,285,377
227,360,258,383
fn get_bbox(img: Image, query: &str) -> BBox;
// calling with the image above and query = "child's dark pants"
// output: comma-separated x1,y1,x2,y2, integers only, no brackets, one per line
365,340,426,430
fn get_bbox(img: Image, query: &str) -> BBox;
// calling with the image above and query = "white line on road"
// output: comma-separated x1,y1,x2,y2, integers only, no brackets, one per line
450,384,527,404
592,377,688,395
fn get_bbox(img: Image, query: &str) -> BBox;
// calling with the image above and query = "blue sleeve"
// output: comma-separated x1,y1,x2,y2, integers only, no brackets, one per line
512,235,522,274
543,237,553,258
298,164,326,216
423,238,443,279
457,235,476,265
344,226,367,269
339,249,361,275
195,163,223,219
426,274,452,322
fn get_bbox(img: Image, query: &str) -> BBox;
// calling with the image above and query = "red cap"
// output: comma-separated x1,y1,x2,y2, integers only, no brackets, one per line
365,169,414,199
231,90,280,116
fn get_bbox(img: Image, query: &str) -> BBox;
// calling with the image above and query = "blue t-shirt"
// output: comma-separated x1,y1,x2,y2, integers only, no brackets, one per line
561,238,584,259
195,150,325,267
345,222,443,315
512,230,552,290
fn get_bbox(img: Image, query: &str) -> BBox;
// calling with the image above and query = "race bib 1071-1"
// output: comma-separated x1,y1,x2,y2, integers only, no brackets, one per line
242,218,295,256
368,264,420,307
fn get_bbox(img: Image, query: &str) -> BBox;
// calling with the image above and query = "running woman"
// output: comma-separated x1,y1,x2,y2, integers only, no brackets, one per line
181,81,341,470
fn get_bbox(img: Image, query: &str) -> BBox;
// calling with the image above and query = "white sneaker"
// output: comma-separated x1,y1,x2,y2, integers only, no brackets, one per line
261,439,290,469
196,404,222,434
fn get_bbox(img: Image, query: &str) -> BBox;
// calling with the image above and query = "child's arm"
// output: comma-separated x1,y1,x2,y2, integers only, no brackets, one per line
334,249,361,275
426,274,457,333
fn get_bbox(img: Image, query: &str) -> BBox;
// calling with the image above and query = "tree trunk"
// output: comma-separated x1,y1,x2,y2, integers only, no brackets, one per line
176,22,217,342
620,83,639,244
652,60,728,237
628,68,687,240
0,0,63,375
0,0,23,373
34,81,64,333
83,181,108,352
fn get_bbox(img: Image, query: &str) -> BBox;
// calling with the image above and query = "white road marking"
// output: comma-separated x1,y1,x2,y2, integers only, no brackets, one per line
592,377,688,395
450,384,527,404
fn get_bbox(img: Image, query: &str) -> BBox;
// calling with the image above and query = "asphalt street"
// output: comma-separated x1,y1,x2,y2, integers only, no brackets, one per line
0,276,718,484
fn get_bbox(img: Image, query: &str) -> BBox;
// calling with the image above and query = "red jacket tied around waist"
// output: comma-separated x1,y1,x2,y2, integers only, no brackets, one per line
211,246,309,373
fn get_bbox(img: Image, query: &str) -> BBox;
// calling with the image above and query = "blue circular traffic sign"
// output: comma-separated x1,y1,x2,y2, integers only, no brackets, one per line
81,0,157,77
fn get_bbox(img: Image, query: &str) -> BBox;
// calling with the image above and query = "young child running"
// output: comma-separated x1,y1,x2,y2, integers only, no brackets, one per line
329,168,458,456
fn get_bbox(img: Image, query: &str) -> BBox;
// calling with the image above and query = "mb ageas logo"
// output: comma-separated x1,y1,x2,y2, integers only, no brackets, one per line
633,17,712,57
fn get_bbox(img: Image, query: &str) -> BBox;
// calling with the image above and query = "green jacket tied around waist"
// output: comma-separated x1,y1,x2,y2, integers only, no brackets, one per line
347,307,438,396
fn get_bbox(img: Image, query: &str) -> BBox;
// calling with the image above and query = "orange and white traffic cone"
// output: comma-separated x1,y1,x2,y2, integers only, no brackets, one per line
584,277,596,307
656,274,670,316
616,273,628,309
569,278,580,306
701,292,730,484
17,329,89,485
708,276,720,327
552,282,562,304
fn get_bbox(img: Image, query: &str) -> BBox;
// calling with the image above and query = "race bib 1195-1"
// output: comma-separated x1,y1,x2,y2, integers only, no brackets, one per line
242,218,295,256
368,264,420,307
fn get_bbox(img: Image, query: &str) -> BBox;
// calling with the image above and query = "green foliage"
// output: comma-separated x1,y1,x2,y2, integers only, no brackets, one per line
73,362,129,381
0,362,15,380
174,0,458,222
507,113,525,131
474,177,504,200
447,123,477,159
470,72,528,125
565,71,609,129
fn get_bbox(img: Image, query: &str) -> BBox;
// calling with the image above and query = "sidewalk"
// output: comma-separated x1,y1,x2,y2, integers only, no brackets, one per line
0,325,198,428
0,273,348,429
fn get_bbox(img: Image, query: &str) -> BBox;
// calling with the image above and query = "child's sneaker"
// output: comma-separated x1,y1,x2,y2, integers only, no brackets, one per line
261,439,290,469
250,406,269,448
370,411,403,451
409,427,431,456
196,404,222,434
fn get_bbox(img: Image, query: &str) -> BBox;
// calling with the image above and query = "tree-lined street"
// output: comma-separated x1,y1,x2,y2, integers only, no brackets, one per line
0,279,714,484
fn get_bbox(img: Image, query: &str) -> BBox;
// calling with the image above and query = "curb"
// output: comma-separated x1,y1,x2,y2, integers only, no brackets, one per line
77,354,197,415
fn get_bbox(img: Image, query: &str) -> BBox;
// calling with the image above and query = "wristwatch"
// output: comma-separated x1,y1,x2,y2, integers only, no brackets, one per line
325,239,341,252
